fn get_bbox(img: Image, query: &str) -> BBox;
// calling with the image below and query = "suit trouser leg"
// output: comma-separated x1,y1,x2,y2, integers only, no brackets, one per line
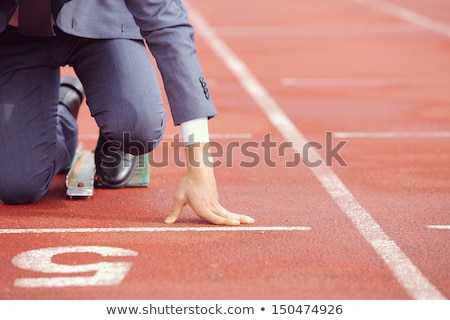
64,37,166,155
0,27,78,204
0,28,165,204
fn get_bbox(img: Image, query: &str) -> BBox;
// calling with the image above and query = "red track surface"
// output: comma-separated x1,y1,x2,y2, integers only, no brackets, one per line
1,0,449,300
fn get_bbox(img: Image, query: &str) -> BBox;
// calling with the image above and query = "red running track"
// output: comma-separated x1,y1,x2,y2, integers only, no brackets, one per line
0,0,449,300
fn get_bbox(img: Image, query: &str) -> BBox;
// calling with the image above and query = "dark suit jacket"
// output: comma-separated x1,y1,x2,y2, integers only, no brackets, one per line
0,0,217,125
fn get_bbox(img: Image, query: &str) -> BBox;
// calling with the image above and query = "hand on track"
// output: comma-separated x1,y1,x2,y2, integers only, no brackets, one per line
165,144,254,226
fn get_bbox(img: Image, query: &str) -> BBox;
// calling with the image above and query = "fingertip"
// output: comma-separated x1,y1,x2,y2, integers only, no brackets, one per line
164,216,176,224
244,217,255,224
167,197,185,224
165,210,180,224
230,219,241,226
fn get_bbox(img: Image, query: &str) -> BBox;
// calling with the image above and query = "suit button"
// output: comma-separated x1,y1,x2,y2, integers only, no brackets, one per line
199,77,210,100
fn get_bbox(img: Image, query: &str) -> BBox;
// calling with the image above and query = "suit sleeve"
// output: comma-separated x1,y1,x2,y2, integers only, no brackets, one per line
124,0,217,125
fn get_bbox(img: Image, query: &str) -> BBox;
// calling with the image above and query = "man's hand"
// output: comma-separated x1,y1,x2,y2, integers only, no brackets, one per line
165,143,255,225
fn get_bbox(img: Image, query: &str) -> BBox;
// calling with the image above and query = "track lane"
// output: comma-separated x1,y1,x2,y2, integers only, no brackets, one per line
185,0,449,299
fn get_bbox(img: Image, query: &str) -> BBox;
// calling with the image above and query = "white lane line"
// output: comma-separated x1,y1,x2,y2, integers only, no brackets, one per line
281,77,450,87
334,132,450,139
0,226,311,234
184,0,446,300
351,0,450,39
427,225,450,230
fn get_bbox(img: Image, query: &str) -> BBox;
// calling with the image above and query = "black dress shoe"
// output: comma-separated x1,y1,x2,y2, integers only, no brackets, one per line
59,76,85,120
95,133,137,188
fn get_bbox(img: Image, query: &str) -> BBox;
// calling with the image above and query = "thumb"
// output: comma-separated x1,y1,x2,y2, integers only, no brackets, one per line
165,195,186,224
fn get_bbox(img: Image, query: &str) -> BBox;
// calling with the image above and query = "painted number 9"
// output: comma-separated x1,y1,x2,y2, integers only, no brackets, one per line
12,246,138,288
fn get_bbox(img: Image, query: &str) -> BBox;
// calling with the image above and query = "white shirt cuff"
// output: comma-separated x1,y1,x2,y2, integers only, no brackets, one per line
180,117,210,146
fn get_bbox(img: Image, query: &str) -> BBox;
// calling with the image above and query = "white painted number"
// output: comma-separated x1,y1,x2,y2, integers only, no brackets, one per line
12,246,138,288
